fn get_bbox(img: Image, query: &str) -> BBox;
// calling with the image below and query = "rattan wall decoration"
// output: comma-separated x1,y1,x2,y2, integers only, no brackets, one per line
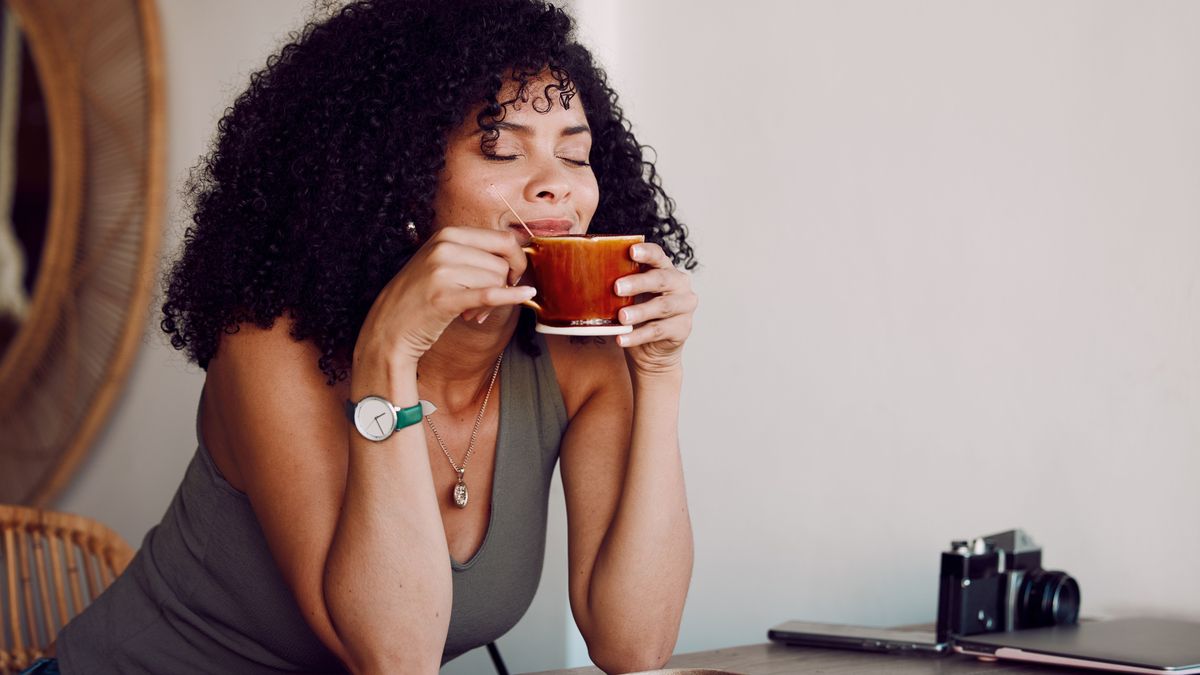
0,0,165,505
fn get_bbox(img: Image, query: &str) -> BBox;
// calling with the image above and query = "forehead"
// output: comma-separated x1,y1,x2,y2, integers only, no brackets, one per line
491,72,589,128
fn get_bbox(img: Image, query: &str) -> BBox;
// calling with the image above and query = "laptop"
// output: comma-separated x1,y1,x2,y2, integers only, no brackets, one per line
954,618,1200,673
767,620,949,654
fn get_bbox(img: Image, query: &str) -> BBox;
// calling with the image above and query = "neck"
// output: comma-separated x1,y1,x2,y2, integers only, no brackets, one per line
417,306,518,412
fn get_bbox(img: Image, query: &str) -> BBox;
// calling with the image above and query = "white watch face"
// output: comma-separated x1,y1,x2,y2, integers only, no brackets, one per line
354,396,396,441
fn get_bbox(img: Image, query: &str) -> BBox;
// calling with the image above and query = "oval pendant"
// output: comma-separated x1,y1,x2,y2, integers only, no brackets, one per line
453,480,469,508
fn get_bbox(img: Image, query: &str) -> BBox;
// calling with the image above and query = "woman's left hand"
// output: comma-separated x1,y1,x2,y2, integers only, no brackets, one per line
615,242,698,377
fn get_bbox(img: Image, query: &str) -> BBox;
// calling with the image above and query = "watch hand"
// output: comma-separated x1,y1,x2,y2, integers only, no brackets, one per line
373,414,387,435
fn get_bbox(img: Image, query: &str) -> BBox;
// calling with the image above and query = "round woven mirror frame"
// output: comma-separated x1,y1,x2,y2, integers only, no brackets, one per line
0,0,164,505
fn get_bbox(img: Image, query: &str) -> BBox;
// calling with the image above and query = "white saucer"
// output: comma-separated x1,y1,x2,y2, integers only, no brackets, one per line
534,323,632,336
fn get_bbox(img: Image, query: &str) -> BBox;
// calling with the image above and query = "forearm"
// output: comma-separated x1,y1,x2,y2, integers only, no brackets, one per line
585,368,694,668
323,351,451,674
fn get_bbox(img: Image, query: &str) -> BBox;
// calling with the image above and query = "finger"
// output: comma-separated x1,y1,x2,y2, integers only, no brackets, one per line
618,291,698,326
616,314,692,348
434,225,520,248
464,284,537,310
435,227,527,285
425,240,511,281
460,307,494,324
629,242,672,269
614,267,688,297
432,284,535,318
430,263,508,293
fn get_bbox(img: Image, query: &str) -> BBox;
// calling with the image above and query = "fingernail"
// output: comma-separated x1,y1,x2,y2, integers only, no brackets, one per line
520,285,537,296
631,244,645,259
615,280,629,296
477,311,491,324
620,308,634,324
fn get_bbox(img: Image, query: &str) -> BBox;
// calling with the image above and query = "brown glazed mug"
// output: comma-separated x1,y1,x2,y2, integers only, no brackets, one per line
520,234,644,335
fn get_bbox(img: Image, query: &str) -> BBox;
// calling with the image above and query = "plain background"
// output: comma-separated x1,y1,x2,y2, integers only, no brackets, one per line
52,1,1200,672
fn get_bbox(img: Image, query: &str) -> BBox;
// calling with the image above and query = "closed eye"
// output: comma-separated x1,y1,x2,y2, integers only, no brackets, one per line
559,156,591,167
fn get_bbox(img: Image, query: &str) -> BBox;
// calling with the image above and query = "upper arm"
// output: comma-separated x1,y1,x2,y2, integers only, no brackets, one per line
548,337,634,636
201,319,353,666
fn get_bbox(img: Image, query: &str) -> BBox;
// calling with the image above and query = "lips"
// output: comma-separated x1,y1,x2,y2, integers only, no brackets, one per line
510,218,574,239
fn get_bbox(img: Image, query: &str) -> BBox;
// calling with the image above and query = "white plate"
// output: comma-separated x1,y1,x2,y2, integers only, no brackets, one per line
534,322,632,336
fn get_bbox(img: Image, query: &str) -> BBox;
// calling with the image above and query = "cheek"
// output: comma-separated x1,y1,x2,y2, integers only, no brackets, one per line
435,190,492,229
433,167,489,228
574,168,599,205
582,176,600,219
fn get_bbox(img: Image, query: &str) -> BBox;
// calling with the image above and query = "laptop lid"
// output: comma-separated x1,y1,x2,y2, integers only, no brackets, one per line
954,618,1200,674
766,620,949,654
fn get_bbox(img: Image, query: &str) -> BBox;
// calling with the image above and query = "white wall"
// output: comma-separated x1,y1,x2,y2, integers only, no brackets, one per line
571,0,1200,656
53,0,1200,672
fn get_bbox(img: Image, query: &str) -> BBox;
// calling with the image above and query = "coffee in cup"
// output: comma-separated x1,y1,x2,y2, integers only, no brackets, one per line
520,234,644,335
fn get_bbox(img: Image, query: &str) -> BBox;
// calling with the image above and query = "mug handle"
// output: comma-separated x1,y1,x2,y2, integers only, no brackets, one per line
519,245,542,312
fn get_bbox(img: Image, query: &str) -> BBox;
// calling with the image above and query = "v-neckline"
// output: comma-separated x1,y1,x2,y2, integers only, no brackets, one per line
448,341,510,570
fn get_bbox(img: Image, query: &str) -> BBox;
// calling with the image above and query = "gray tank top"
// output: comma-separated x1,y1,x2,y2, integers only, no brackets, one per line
57,335,567,673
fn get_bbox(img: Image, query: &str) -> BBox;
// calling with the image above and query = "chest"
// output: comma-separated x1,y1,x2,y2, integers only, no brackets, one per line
424,403,500,564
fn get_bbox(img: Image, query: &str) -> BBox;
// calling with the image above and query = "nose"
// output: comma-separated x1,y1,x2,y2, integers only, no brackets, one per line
522,156,572,204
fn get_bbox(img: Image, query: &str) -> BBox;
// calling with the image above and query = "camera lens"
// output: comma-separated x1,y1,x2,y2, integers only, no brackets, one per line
1019,569,1080,628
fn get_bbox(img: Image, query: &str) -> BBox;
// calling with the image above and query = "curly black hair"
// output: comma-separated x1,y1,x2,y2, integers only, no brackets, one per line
161,0,695,384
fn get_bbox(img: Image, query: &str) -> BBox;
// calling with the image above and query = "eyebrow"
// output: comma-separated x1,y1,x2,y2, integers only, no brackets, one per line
487,121,592,137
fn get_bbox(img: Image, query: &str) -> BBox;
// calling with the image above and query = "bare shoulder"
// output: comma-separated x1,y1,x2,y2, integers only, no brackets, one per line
202,317,348,491
206,317,344,399
544,334,631,420
210,317,324,373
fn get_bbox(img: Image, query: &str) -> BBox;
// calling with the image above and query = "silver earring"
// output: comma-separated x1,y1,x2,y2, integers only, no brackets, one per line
404,221,419,242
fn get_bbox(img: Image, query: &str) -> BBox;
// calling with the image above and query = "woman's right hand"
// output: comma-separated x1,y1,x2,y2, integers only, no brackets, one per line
355,226,532,365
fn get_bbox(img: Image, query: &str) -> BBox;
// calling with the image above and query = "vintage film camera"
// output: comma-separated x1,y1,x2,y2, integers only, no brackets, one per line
936,529,1080,643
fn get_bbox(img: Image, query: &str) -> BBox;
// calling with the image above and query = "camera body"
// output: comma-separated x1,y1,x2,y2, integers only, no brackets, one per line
936,529,1080,643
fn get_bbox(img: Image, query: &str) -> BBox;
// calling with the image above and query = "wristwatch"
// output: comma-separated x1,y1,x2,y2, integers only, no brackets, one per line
345,397,436,442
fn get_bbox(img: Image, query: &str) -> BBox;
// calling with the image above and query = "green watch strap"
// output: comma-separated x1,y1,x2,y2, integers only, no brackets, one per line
393,402,424,431
347,397,437,440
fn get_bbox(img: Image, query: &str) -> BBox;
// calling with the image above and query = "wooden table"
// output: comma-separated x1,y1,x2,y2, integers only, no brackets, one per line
526,641,1084,674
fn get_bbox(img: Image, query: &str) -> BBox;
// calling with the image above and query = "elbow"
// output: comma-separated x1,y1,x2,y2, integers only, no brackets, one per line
590,649,669,675
588,638,675,675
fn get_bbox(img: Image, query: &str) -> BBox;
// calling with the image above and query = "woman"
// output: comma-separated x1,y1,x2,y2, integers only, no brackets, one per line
47,0,697,673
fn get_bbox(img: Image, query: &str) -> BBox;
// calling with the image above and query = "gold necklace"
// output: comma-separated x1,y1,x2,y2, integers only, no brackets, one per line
423,353,503,508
